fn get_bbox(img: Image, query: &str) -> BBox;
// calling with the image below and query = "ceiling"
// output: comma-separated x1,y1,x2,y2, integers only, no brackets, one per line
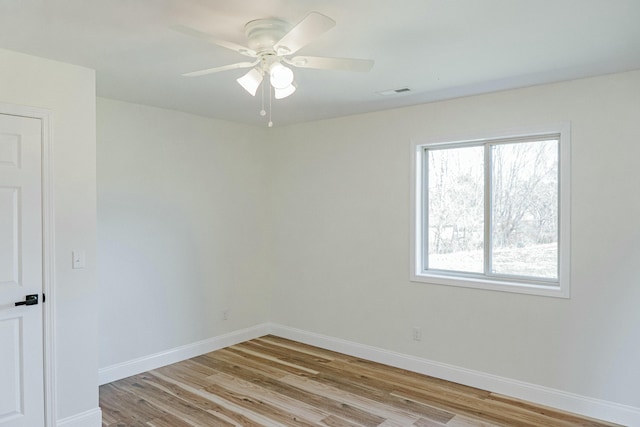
1,0,639,127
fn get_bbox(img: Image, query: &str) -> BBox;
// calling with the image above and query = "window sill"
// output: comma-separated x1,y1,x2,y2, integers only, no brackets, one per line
410,271,570,298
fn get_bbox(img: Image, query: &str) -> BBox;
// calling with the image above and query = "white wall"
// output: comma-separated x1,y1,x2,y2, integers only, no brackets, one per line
0,49,98,422
268,70,640,408
97,98,271,368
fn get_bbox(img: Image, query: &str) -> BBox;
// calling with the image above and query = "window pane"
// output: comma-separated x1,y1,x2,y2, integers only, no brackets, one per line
491,140,558,279
427,146,484,273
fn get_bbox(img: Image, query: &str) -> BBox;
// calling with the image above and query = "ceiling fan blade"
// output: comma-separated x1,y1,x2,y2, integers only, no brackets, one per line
286,56,374,72
182,60,259,77
172,24,257,57
274,12,336,55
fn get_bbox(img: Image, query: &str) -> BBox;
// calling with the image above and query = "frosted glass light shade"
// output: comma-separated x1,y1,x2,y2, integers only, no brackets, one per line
269,63,294,89
274,83,296,99
237,68,263,96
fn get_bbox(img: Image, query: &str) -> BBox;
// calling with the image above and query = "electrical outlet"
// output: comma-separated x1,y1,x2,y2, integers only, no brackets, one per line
412,327,422,341
223,310,229,321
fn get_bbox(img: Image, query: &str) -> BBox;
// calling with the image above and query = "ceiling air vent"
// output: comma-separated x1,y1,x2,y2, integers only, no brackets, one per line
377,87,411,96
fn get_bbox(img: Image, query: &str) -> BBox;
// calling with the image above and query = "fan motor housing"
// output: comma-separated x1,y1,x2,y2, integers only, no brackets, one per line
244,18,290,53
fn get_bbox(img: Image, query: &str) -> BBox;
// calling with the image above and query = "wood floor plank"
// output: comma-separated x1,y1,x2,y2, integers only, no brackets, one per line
445,414,501,427
321,414,368,427
200,355,386,426
279,374,422,425
412,417,447,427
328,358,490,401
100,382,169,426
198,349,383,425
225,344,321,375
206,371,331,424
261,355,457,424
100,336,622,427
390,387,563,427
237,338,474,425
145,412,195,427
149,370,287,427
485,393,621,427
142,370,269,426
297,361,457,424
258,336,354,363
233,338,457,424
116,375,236,426
199,348,300,379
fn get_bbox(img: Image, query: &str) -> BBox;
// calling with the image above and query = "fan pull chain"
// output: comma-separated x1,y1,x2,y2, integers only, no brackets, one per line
268,83,273,127
259,76,266,117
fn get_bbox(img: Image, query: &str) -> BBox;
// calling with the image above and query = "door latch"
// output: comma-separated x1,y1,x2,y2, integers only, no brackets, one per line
15,294,38,306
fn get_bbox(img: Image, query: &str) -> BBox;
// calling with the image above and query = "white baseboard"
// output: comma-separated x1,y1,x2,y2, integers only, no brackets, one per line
269,323,640,427
57,408,102,427
98,323,270,385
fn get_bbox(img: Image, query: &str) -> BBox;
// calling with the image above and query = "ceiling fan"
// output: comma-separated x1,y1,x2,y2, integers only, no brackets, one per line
173,12,374,101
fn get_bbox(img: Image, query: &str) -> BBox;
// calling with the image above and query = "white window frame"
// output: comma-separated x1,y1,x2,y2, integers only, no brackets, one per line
410,124,571,298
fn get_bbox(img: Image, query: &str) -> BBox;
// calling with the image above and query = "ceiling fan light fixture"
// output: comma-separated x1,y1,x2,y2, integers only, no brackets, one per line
237,68,264,96
274,83,296,99
269,62,294,89
175,11,373,123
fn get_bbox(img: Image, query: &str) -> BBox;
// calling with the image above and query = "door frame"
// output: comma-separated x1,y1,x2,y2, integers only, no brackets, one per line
0,102,56,427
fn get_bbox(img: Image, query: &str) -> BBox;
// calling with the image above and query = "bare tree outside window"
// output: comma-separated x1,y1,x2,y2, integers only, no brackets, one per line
425,138,559,281
491,140,558,278
427,146,484,273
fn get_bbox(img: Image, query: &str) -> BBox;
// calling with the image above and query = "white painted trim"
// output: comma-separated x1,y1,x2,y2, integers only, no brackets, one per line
57,408,102,427
0,103,57,427
99,324,270,385
269,323,640,426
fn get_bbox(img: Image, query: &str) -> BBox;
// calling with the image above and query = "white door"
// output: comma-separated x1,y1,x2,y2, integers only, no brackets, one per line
0,113,45,427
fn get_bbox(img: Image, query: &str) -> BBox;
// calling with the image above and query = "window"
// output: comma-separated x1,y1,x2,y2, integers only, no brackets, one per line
411,125,570,297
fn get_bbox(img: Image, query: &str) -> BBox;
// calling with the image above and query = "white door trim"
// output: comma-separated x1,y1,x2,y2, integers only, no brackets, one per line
0,102,56,427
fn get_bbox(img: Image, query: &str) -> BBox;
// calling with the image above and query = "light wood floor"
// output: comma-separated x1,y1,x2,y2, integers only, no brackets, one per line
100,335,621,427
